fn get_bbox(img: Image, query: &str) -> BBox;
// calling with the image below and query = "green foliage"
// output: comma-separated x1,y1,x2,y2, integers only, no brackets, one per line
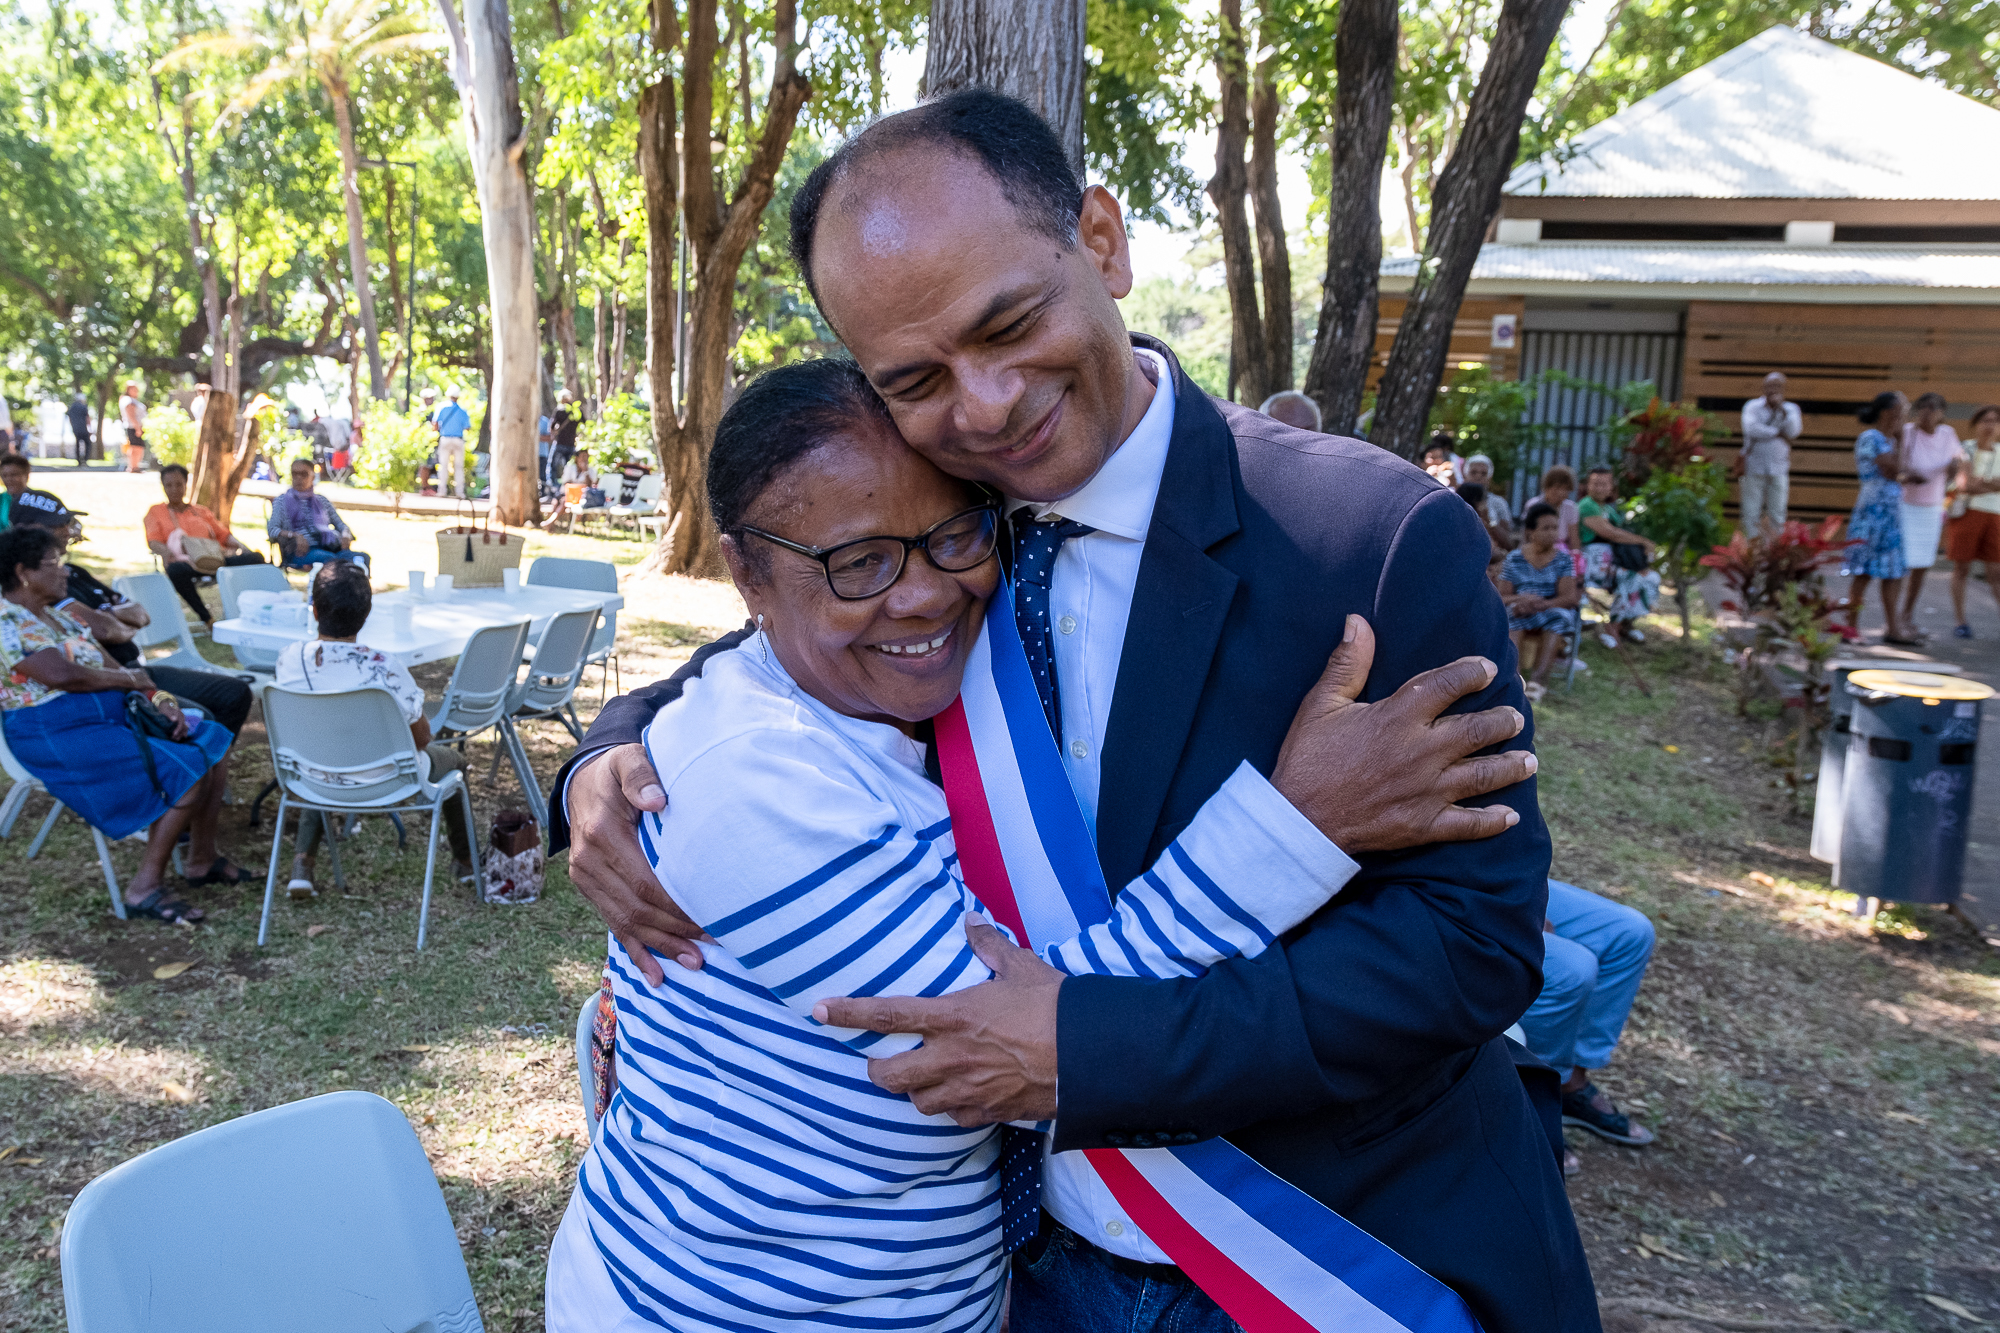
1085,0,1204,224
583,394,653,471
1427,365,1553,493
352,402,436,492
147,408,201,470
1121,276,1232,397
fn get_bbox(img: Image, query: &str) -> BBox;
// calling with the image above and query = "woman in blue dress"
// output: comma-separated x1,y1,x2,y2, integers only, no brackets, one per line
1498,501,1582,702
1843,391,1913,644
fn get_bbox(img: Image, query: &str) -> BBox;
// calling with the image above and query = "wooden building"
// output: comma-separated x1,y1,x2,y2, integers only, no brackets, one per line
1377,25,2000,517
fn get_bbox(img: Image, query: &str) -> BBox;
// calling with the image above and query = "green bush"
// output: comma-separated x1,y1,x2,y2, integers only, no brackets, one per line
1426,365,1554,492
1627,459,1729,635
147,408,199,470
353,403,438,494
584,394,655,471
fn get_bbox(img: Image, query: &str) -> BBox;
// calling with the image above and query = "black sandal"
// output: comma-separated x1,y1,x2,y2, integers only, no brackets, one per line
128,890,205,925
184,856,251,887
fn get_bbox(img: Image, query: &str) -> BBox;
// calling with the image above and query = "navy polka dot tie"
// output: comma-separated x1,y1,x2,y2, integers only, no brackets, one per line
998,510,1092,1254
1010,509,1095,742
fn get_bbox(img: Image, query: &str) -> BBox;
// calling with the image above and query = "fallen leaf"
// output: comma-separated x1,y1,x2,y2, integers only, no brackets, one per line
1640,1233,1697,1263
1921,1295,1986,1322
516,1051,550,1065
1886,1110,1929,1125
1634,1244,1654,1259
306,924,332,938
1747,871,1776,887
160,1082,195,1103
17,1157,43,1166
1708,1190,1727,1206
1663,745,1680,753
152,961,195,980
398,1044,433,1054
0,1146,14,1164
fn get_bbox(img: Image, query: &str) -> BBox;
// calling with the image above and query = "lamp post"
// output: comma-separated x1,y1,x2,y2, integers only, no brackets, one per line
359,157,420,412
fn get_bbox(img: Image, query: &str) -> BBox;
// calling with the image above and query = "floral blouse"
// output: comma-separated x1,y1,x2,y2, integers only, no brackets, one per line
0,601,102,711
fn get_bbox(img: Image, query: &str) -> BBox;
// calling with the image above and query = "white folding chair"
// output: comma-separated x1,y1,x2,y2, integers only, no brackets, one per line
260,686,476,950
576,991,601,1141
215,564,294,676
604,471,664,535
0,720,128,919
112,572,237,676
496,607,598,829
60,1091,482,1333
525,556,620,697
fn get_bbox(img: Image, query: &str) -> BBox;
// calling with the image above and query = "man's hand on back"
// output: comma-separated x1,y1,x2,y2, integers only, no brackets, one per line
1271,615,1532,852
566,743,708,986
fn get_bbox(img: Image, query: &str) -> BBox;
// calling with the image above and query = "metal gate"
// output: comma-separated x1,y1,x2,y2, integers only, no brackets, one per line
1511,330,1685,509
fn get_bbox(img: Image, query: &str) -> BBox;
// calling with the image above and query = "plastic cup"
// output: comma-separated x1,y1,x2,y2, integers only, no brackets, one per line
502,567,521,593
408,570,427,598
433,574,454,596
391,604,415,637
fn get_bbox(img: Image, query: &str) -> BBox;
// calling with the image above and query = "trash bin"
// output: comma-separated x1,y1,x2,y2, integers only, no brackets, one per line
1810,660,1965,865
1835,669,1993,903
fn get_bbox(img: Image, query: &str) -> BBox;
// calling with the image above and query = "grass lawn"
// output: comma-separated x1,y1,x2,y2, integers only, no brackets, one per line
2,473,1996,1331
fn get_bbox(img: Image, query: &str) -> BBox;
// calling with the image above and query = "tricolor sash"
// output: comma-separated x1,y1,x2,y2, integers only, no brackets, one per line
934,601,1485,1333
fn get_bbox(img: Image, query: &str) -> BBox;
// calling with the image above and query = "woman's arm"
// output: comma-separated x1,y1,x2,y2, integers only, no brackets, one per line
1581,513,1654,548
13,648,153,696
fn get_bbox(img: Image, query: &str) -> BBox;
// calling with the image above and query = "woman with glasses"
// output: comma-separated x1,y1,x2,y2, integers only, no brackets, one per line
547,359,1392,1331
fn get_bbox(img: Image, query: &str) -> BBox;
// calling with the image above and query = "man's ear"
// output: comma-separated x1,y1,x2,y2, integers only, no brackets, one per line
1077,186,1134,301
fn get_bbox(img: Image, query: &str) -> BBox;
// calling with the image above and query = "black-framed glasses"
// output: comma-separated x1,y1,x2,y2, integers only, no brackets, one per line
735,502,1002,600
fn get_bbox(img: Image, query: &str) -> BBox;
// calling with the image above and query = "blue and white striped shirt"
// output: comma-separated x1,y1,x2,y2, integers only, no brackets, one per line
558,643,1355,1331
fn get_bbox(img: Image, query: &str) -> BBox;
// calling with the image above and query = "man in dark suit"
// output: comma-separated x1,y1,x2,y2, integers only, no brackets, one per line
551,92,1596,1332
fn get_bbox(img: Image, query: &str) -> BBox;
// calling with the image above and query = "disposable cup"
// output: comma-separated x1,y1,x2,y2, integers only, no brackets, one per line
433,574,454,596
408,570,427,598
502,567,521,593
391,604,415,637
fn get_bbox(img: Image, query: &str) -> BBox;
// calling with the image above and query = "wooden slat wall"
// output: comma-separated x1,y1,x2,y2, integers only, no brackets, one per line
1367,297,1525,395
1684,302,2000,523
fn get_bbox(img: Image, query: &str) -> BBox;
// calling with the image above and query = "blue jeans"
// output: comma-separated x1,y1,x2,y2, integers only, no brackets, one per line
1010,1222,1242,1333
1519,879,1655,1076
281,546,369,571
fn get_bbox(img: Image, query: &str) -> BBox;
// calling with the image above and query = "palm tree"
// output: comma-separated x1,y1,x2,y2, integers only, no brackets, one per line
157,0,438,400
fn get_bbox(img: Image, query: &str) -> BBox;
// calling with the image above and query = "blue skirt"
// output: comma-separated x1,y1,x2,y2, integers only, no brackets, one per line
3,691,233,838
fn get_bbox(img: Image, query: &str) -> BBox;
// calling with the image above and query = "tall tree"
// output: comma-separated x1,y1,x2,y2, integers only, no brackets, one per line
1369,0,1571,458
925,0,1086,174
157,0,437,401
1205,0,1291,405
1300,0,1397,436
636,0,810,575
437,0,540,523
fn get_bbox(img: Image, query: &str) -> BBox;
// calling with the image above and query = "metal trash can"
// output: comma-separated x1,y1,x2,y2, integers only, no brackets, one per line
1811,660,1965,865
1835,669,1993,903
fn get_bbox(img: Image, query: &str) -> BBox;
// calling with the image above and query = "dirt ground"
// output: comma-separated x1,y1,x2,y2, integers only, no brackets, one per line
0,533,1995,1330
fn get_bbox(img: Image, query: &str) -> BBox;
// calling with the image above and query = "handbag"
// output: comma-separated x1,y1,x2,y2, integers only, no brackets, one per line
481,808,545,905
1611,541,1651,572
180,535,226,574
433,500,522,588
124,691,180,800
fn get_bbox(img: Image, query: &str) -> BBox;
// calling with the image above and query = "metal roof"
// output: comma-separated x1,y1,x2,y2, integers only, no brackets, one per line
1506,26,2000,201
1381,242,2000,295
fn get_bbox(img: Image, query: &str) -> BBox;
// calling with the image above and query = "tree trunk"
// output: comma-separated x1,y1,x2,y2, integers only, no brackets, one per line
924,0,1084,177
1248,34,1291,399
554,187,584,395
329,87,389,400
1369,0,1571,459
640,0,809,576
1301,0,1396,437
439,0,541,525
636,18,681,516
382,169,407,349
1206,0,1260,405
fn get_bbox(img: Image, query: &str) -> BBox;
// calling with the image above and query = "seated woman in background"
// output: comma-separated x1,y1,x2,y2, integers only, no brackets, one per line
272,561,475,899
1577,465,1660,649
1498,501,1582,702
144,462,267,630
0,525,236,923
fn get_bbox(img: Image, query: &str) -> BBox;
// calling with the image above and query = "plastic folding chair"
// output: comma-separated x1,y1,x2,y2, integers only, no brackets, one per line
526,556,620,698
604,472,664,536
260,686,476,950
0,721,128,919
215,563,295,677
495,606,598,828
576,991,601,1141
112,572,246,677
60,1091,482,1333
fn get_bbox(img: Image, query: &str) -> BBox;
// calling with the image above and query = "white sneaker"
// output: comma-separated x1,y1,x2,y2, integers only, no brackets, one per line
287,877,317,902
1598,631,1620,651
1625,627,1646,644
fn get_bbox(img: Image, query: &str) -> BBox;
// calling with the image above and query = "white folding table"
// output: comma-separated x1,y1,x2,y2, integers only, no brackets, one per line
211,585,626,669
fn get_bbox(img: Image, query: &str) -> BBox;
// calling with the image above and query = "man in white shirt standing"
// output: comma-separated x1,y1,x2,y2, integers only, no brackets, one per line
1737,371,1801,536
119,381,148,474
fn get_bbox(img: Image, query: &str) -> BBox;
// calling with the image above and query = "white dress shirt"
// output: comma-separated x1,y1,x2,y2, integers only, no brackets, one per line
1740,397,1801,477
1012,348,1355,1263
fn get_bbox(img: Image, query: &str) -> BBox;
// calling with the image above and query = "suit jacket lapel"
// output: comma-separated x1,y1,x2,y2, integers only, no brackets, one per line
1095,337,1242,891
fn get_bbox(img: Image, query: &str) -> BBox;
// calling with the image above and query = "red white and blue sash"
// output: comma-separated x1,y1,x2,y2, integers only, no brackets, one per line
934,602,1485,1333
